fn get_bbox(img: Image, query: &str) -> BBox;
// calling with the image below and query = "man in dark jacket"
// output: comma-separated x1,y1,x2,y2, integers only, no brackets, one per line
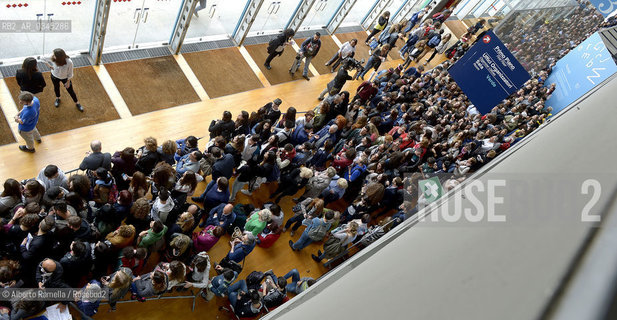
263,98,282,124
290,32,321,80
228,282,264,318
265,28,295,70
291,123,313,146
318,63,353,100
79,140,111,171
211,147,235,181
205,203,236,231
21,216,55,286
59,240,92,287
209,111,235,140
36,258,70,289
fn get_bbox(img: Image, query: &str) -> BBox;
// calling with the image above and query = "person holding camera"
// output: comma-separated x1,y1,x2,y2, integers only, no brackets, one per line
290,32,321,81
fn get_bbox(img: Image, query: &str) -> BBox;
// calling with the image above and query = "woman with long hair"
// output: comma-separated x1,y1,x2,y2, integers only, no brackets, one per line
111,147,137,190
150,162,176,197
22,180,45,204
128,171,148,201
42,48,84,111
0,179,22,217
135,137,160,176
173,170,198,205
101,267,132,312
277,107,297,129
225,135,245,167
15,57,46,94
234,111,250,136
130,269,168,302
253,119,273,143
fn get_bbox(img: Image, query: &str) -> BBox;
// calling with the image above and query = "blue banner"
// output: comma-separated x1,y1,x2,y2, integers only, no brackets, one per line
589,0,617,17
545,32,617,114
448,30,531,114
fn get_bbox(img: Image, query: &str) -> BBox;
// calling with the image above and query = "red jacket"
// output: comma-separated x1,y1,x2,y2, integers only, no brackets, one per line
356,81,378,101
333,154,353,171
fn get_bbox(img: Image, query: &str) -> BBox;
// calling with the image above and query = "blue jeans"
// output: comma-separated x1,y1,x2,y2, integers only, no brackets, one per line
227,280,248,308
358,56,380,79
283,269,301,293
292,230,314,250
195,0,207,12
284,215,304,231
291,53,313,76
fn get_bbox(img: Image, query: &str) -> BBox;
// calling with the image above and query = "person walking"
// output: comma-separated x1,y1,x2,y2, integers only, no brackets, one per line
365,11,390,44
193,0,207,17
289,211,334,251
290,32,321,81
357,44,390,80
42,48,84,112
15,57,46,95
14,91,41,153
265,28,295,70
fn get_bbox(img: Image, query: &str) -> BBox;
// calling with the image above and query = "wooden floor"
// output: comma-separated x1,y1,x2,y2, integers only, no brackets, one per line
183,47,264,98
0,106,15,146
105,56,201,115
0,35,450,319
445,20,470,39
4,67,120,136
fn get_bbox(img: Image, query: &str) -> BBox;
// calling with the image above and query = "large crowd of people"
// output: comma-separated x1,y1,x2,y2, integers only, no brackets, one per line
0,4,579,320
498,0,604,75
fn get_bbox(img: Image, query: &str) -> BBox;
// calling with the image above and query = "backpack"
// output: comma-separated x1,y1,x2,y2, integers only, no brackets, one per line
246,271,265,290
107,184,118,204
446,47,457,59
369,38,379,51
307,220,329,241
428,34,441,47
199,154,215,176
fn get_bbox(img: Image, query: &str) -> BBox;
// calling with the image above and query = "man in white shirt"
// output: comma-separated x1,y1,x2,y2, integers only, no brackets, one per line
325,39,357,72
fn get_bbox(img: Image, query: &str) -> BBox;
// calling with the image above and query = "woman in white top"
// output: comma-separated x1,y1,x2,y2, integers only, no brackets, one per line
325,39,357,72
42,48,84,112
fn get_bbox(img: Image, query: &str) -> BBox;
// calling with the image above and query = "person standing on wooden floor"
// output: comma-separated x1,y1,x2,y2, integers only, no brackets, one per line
41,48,85,112
318,62,353,101
264,28,295,70
290,32,321,81
16,57,46,95
324,38,357,73
365,11,390,45
14,91,42,153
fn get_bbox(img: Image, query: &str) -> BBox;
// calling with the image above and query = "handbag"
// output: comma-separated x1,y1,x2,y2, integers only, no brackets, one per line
202,287,215,301
323,236,345,259
219,256,244,274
